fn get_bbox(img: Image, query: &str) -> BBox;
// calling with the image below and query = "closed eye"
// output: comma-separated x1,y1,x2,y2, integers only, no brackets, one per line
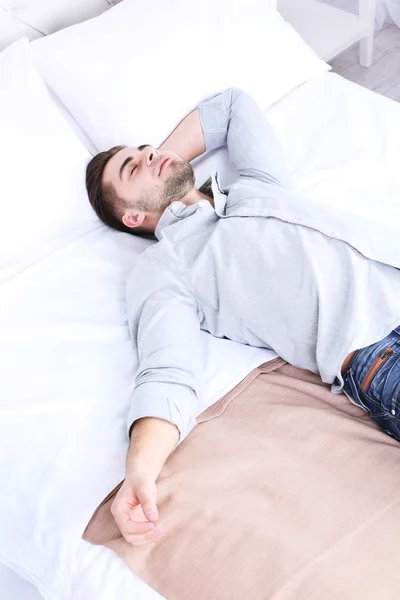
130,164,137,176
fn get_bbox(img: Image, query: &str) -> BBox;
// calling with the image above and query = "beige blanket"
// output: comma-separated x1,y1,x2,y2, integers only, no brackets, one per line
83,358,400,599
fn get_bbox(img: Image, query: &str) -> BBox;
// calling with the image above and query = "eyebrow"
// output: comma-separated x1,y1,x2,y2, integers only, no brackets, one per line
119,144,150,181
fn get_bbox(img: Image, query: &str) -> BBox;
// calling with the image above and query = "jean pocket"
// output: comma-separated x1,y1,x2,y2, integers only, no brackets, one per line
361,349,400,416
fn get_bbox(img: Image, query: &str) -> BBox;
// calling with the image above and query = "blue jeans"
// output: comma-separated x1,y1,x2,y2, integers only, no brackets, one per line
342,326,400,442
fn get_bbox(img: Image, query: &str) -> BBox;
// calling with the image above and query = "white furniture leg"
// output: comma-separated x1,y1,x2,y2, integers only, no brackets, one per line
359,0,375,67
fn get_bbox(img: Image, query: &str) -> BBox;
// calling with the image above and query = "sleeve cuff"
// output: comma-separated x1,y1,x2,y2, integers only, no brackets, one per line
127,382,199,446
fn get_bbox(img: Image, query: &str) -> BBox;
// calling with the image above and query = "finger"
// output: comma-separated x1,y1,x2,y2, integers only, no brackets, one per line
136,481,159,522
124,522,163,537
123,528,163,547
121,520,156,535
124,536,154,547
111,496,139,521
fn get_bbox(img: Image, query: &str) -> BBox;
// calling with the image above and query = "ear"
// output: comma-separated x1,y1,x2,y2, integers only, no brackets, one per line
122,211,146,229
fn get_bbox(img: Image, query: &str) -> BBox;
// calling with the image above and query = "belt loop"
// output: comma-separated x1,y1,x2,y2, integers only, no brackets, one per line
346,368,371,413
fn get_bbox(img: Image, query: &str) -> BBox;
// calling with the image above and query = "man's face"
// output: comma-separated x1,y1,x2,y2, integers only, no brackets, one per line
102,144,195,230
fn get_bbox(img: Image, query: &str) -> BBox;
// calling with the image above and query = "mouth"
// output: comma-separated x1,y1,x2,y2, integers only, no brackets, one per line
158,157,170,175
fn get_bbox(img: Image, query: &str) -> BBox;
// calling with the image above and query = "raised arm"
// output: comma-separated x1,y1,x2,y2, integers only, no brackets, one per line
159,87,291,188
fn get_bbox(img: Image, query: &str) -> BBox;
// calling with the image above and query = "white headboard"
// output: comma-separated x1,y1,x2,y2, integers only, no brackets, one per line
0,0,122,52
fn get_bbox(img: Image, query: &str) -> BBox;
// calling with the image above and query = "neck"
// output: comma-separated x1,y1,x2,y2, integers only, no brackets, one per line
180,186,214,209
181,188,215,208
145,187,214,235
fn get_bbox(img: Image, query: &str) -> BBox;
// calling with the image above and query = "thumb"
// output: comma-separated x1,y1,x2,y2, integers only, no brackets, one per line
137,481,159,522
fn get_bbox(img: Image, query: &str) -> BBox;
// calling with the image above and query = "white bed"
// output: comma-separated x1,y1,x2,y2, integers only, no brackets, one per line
2,66,399,600
3,68,377,599
1,2,400,599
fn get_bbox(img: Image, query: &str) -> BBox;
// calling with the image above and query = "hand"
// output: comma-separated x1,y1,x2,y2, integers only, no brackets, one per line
110,472,163,547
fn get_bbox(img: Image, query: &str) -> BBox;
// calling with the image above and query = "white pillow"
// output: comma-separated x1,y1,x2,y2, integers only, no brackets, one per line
31,0,330,152
0,38,98,284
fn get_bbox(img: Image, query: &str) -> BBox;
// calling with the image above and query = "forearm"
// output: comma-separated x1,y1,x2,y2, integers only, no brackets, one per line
158,109,206,163
126,417,179,480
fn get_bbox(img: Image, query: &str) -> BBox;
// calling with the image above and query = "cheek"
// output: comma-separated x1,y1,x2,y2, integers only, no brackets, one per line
140,171,156,188
137,176,163,198
169,152,184,163
117,180,138,204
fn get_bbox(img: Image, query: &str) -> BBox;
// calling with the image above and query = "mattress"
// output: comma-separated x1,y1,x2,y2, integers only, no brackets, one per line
4,69,400,599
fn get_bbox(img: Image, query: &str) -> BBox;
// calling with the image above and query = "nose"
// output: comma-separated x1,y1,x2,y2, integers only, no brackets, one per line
144,146,158,167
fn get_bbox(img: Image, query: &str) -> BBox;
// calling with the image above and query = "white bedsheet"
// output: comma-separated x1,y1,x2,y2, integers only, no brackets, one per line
4,70,400,599
0,562,41,600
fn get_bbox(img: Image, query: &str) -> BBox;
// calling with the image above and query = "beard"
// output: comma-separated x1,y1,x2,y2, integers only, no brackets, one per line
132,159,196,214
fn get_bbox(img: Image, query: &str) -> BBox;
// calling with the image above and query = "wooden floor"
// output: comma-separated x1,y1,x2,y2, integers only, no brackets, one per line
329,25,400,101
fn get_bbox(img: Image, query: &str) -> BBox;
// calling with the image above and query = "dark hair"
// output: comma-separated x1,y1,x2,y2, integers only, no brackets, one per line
85,145,151,238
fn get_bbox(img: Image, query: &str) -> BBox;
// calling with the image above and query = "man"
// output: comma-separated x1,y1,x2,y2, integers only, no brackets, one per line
86,88,400,548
